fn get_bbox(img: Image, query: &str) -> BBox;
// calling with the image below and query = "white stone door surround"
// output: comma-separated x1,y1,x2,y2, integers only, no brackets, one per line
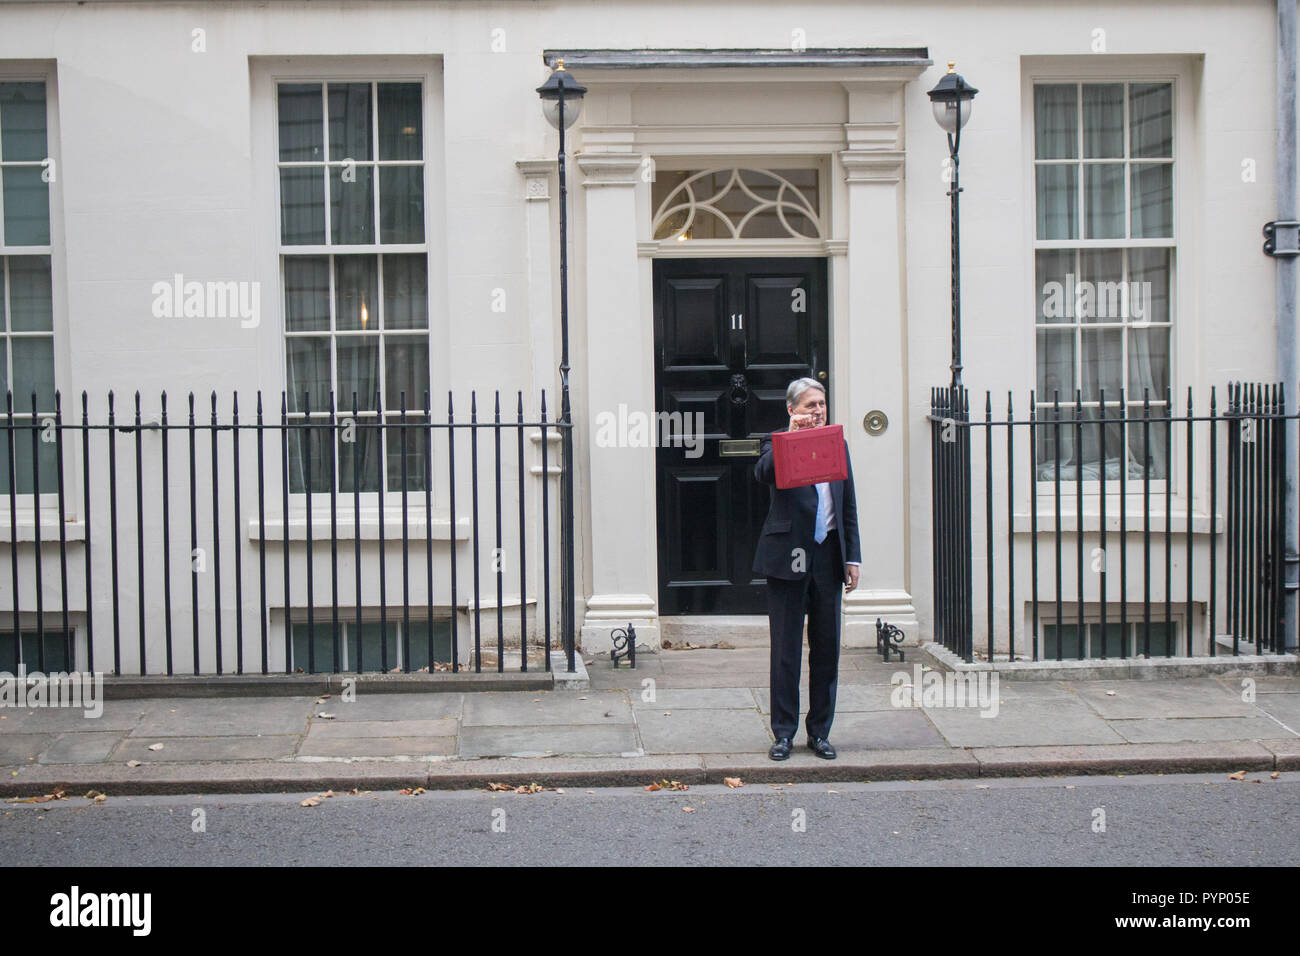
542,51,930,653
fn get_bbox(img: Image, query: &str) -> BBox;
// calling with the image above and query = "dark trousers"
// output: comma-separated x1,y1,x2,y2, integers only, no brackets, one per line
765,528,842,740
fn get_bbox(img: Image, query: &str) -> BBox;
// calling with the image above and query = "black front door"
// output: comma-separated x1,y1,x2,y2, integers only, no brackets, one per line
653,257,829,614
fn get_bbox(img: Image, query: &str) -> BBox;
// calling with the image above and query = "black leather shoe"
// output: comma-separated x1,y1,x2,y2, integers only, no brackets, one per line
807,736,837,760
768,737,793,761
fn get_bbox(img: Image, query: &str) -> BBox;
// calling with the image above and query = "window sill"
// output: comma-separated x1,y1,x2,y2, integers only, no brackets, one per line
0,515,87,543
1012,511,1223,535
248,508,469,542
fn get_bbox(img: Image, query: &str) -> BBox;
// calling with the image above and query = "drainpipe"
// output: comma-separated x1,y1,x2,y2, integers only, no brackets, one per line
1275,0,1299,651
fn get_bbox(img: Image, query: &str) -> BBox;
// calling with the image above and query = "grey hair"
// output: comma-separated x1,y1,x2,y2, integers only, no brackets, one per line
785,377,826,408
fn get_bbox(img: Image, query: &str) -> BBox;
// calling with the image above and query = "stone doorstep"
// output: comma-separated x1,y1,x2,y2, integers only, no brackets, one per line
920,641,1300,680
1,745,1293,797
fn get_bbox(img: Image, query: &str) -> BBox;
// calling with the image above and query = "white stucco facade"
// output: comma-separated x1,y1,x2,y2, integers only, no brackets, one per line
0,1,1291,672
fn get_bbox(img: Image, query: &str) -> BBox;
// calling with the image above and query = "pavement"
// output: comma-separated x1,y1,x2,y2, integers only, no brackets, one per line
2,647,1299,796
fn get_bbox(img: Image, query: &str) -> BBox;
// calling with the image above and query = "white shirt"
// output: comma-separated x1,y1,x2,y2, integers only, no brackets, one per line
816,481,859,566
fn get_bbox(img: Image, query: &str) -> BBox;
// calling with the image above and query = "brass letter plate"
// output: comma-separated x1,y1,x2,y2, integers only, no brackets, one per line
719,438,761,457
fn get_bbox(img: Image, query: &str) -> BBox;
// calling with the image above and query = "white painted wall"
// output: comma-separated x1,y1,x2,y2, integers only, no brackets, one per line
0,0,1286,670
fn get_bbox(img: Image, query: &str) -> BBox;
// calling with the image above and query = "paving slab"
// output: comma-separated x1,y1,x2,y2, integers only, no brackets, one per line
631,688,757,710
319,693,464,722
1251,693,1300,732
754,686,915,717
636,708,772,754
1213,675,1300,695
0,733,55,765
463,691,632,726
749,684,817,716
459,724,638,758
925,699,1125,748
846,662,918,680
659,650,769,674
586,670,662,691
117,736,301,762
1108,716,1291,744
297,736,456,758
131,698,314,737
825,710,948,750
306,718,458,739
37,732,125,764
971,741,1276,776
0,701,144,731
826,683,901,712
640,672,772,690
1068,679,1259,719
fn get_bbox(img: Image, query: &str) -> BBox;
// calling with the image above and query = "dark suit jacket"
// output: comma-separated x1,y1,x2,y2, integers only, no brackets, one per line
752,428,862,581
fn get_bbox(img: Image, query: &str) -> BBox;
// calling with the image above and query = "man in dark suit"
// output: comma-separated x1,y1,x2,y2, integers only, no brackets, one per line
752,377,861,760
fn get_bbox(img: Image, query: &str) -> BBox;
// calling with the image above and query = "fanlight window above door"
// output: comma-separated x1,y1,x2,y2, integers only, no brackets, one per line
651,167,823,241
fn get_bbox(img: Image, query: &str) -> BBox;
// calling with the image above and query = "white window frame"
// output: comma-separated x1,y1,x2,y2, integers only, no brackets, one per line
249,56,446,514
0,62,71,520
1022,56,1195,501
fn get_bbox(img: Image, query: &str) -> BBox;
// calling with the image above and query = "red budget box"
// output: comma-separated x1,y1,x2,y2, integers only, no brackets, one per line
771,423,847,489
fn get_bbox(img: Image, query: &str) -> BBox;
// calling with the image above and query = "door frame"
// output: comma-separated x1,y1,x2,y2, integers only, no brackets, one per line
651,255,831,615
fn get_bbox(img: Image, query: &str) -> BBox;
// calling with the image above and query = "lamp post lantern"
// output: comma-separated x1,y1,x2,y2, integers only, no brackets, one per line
927,62,978,389
537,60,586,672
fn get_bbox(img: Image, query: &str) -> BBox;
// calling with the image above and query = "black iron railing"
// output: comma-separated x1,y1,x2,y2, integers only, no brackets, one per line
0,389,573,676
929,383,1292,662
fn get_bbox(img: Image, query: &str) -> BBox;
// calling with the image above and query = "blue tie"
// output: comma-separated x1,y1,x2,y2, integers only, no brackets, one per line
814,484,828,544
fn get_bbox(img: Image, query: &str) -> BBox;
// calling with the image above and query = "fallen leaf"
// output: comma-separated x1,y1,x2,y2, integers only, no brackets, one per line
126,760,142,768
1271,772,1281,780
487,782,513,792
723,777,743,788
645,783,662,792
84,790,103,799
514,783,545,794
1105,690,1117,696
300,797,320,807
319,790,337,799
347,788,360,795
1227,770,1248,781
555,788,566,794
147,743,164,751
397,787,426,796
317,713,336,720
93,794,107,804
682,807,695,813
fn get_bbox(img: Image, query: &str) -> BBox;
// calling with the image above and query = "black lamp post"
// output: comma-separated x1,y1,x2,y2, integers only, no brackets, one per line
537,60,586,673
927,62,978,389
